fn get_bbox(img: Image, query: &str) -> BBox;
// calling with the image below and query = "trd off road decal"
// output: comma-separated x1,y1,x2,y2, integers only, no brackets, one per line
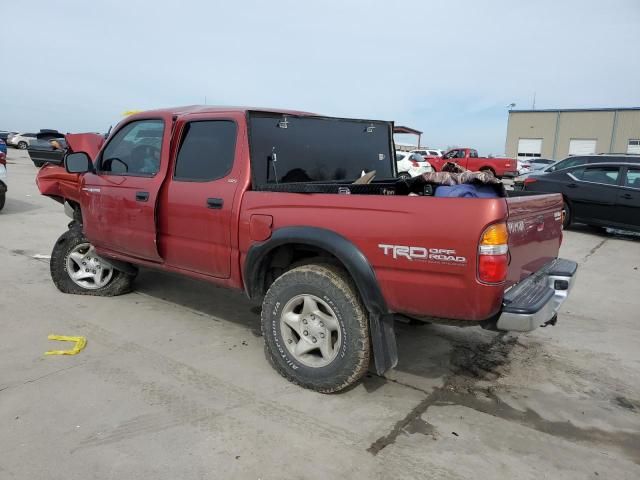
507,220,525,234
378,244,467,265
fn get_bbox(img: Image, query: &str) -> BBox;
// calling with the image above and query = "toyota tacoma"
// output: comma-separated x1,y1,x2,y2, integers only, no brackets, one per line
36,106,577,393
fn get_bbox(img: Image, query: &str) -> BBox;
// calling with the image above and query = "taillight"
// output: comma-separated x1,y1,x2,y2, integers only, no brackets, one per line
523,177,537,186
411,160,420,167
478,223,508,283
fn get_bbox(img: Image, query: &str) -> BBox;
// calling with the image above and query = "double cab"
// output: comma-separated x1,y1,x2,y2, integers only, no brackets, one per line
37,106,576,393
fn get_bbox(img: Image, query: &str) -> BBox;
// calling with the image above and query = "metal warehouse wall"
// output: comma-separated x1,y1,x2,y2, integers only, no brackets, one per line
505,109,640,160
505,112,558,159
612,110,640,153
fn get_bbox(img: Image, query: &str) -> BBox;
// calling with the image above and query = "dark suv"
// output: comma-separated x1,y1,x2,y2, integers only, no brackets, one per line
545,154,640,173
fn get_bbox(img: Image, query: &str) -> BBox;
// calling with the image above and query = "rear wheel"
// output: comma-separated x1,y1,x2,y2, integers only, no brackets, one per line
0,192,5,211
562,200,571,229
398,172,411,180
50,227,134,296
261,264,370,393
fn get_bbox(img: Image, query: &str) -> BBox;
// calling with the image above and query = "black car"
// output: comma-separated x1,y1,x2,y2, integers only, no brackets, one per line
26,138,67,167
523,161,640,232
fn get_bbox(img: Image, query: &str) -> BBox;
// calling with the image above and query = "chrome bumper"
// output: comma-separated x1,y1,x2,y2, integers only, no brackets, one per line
496,258,578,332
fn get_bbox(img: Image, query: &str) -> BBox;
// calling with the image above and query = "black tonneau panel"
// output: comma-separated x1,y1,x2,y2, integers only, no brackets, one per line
247,112,395,187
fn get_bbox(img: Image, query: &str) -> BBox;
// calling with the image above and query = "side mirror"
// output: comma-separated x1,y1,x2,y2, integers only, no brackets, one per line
65,152,93,174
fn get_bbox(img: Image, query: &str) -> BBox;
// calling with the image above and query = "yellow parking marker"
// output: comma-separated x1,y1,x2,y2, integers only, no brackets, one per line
44,335,87,356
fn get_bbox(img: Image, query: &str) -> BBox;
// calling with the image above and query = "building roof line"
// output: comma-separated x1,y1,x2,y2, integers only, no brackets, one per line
510,107,640,113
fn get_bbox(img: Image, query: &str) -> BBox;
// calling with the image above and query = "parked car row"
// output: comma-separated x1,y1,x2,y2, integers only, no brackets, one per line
5,129,65,149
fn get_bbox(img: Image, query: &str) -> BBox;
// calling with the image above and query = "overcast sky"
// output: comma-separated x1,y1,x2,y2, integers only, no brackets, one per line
1,0,639,154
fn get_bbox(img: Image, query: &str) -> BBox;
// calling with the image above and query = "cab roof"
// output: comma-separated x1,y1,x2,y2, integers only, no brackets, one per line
131,105,317,117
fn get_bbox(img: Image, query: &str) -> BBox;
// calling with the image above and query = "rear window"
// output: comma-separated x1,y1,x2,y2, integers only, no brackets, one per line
174,121,236,181
248,113,394,185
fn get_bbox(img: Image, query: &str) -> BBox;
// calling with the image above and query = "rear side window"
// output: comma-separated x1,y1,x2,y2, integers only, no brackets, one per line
625,168,640,188
580,166,620,185
174,121,237,181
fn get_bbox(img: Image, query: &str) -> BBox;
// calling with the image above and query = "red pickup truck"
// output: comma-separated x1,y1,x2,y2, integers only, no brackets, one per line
37,106,577,393
429,148,517,178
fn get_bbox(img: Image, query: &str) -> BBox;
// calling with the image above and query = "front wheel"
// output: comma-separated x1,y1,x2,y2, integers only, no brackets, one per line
398,172,411,180
0,192,5,211
261,264,371,393
17,141,28,150
50,227,134,296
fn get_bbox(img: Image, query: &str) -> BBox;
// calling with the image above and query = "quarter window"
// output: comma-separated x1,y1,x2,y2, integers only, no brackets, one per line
101,119,164,176
174,121,237,181
625,168,640,188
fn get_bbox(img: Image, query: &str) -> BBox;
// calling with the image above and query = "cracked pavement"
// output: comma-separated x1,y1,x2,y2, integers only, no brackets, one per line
1,149,639,479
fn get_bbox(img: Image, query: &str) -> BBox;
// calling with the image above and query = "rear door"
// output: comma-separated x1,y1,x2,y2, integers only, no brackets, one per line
157,116,242,278
81,115,172,261
566,165,621,224
615,166,640,229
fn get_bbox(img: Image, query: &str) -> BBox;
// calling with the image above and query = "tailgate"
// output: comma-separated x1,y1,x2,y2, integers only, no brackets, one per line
505,193,564,287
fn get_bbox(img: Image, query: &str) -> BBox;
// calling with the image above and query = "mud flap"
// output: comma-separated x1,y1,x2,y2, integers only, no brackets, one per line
369,313,398,375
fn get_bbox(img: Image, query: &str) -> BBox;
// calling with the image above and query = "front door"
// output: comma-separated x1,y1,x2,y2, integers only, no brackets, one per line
81,116,171,262
158,118,240,278
615,166,640,229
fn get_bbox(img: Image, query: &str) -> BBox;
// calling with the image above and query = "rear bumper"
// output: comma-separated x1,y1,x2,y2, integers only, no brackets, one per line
496,258,578,332
501,170,519,178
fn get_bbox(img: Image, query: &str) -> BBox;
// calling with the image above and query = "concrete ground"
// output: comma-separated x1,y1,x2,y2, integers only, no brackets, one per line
1,149,639,480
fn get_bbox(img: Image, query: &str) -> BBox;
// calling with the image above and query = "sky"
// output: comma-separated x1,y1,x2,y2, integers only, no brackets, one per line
1,0,639,155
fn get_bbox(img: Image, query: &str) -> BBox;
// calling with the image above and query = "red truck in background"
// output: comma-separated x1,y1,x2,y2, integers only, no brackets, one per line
429,147,517,178
36,106,577,393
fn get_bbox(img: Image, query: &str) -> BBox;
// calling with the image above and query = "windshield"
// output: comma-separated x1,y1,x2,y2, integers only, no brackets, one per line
248,113,394,184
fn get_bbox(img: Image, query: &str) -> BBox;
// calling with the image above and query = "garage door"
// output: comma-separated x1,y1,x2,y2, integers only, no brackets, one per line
627,140,640,154
569,139,597,155
517,138,542,160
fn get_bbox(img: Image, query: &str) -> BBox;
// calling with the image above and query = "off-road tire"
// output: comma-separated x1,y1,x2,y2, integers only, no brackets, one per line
261,264,370,393
50,227,134,296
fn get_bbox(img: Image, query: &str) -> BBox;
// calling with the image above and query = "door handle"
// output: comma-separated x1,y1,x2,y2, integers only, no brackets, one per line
567,183,578,188
621,193,633,199
207,198,224,209
135,191,149,202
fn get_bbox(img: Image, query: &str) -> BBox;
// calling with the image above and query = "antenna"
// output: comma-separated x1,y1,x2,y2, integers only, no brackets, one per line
532,92,536,110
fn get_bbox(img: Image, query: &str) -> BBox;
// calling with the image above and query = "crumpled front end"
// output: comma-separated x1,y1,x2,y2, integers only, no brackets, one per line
36,132,104,204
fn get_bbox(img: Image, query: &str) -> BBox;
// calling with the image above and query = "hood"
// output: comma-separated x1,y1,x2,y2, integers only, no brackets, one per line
65,133,105,160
